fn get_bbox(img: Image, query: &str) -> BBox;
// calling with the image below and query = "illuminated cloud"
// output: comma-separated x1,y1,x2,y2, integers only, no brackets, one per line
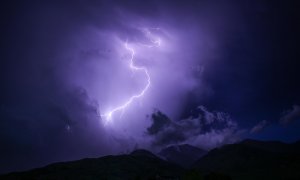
147,106,243,150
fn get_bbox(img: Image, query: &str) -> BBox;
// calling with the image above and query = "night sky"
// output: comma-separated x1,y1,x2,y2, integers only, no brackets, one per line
1,0,300,174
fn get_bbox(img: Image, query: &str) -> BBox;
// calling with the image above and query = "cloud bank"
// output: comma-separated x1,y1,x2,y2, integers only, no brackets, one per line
147,106,243,150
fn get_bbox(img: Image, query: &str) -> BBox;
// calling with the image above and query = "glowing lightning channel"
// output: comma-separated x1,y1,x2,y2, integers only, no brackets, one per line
101,30,160,122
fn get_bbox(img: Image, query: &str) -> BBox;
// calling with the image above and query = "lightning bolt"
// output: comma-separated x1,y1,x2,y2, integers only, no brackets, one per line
101,28,160,123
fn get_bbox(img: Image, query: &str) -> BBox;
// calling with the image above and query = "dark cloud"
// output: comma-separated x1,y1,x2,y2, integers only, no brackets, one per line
0,0,117,173
0,86,112,173
280,105,300,125
147,110,172,135
147,106,243,150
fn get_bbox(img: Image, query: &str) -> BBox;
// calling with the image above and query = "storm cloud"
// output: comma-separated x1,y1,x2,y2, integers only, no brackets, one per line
1,0,213,172
147,106,242,150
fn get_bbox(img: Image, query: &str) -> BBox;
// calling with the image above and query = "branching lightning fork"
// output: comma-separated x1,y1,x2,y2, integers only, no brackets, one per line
101,29,161,122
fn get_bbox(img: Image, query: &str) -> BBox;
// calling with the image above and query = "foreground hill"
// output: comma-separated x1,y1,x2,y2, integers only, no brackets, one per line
1,150,184,180
159,144,207,168
193,139,300,180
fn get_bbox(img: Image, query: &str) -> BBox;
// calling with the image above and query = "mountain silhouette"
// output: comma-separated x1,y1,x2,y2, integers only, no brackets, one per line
2,139,300,180
159,144,207,168
1,150,183,179
193,139,300,180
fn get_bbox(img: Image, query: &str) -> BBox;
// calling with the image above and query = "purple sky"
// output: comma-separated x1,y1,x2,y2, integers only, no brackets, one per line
1,0,300,174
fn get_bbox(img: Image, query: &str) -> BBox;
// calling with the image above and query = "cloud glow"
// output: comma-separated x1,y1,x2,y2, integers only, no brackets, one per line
101,29,161,123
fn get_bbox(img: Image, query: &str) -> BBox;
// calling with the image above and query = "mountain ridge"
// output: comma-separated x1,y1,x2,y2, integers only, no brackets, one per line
193,139,300,180
2,139,300,179
159,144,207,168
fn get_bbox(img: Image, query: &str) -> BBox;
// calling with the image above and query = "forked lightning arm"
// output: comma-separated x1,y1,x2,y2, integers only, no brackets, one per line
101,30,160,121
